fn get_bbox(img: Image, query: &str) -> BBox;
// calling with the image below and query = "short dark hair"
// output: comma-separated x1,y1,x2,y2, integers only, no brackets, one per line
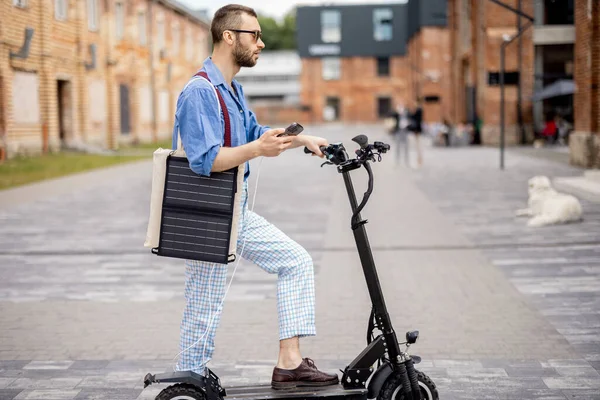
211,4,258,44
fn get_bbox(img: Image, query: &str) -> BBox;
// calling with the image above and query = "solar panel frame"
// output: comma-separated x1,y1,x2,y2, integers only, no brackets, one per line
153,155,239,264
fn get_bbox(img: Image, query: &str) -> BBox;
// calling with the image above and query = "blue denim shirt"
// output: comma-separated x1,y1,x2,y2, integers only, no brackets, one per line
172,57,270,179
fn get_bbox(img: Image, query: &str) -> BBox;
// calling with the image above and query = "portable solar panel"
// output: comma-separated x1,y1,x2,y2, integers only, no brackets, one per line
151,155,239,264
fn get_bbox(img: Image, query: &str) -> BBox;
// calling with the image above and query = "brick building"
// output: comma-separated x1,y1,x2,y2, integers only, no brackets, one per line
405,0,451,124
446,0,536,146
571,0,600,168
0,0,210,158
447,0,599,167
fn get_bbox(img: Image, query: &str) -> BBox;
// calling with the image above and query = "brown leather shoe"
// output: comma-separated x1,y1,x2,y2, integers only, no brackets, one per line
271,358,339,390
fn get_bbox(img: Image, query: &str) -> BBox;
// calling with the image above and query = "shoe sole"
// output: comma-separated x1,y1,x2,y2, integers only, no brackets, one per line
271,380,339,390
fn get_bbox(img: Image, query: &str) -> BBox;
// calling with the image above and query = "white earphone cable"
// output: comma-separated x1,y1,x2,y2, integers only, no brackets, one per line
173,157,264,372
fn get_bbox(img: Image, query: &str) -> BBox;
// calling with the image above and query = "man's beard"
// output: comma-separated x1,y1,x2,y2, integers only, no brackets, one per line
233,41,257,68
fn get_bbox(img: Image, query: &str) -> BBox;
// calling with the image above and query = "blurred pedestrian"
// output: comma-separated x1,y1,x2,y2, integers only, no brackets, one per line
408,98,424,167
387,103,410,167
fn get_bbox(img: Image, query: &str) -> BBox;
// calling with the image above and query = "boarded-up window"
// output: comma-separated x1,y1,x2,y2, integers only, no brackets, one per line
12,71,40,124
172,22,180,56
157,15,165,51
115,2,124,39
87,0,99,31
139,85,152,122
159,90,169,123
88,79,106,123
138,11,147,45
186,26,193,61
55,0,68,20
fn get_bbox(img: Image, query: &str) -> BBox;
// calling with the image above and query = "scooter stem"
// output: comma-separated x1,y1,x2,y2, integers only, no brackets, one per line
341,169,401,363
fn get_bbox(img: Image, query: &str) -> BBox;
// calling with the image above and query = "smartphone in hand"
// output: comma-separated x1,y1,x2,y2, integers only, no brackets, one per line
278,122,304,137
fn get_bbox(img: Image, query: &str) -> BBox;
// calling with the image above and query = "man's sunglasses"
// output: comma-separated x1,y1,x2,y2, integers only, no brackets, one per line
227,29,262,42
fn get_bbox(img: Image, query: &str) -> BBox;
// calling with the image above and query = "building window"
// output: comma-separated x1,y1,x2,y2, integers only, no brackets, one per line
488,71,520,86
544,0,574,25
324,97,340,121
55,0,67,20
186,26,193,61
87,0,99,31
321,10,341,43
460,0,471,51
377,97,392,118
377,57,390,76
13,0,27,8
138,11,147,46
172,23,180,56
115,2,124,40
157,17,165,52
373,8,393,41
322,57,341,80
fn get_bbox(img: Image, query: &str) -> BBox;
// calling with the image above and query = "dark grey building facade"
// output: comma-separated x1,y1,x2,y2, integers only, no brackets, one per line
296,3,409,58
296,0,448,58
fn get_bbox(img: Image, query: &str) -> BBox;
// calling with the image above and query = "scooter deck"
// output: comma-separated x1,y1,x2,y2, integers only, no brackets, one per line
224,384,367,400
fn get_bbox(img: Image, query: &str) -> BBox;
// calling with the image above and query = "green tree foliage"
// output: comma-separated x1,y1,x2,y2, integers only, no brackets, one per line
257,11,296,50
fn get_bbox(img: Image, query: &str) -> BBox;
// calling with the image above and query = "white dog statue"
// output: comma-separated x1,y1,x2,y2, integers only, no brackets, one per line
516,176,583,227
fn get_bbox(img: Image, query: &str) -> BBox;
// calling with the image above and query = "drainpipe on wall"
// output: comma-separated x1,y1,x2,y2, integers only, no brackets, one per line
40,0,49,154
148,0,158,143
517,0,524,144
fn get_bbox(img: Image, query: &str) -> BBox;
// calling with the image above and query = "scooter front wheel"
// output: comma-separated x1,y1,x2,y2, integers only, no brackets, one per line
156,383,205,400
378,370,439,400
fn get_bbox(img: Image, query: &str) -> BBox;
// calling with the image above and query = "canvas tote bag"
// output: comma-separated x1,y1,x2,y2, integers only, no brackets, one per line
144,71,244,264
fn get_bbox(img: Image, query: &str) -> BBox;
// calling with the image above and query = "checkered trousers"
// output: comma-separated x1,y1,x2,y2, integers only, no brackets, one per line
176,182,316,374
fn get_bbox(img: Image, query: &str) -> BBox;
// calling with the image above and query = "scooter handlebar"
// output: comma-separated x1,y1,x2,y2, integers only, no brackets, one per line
303,146,328,155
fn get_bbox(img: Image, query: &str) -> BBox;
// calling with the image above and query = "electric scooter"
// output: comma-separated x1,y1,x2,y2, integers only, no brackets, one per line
144,134,439,400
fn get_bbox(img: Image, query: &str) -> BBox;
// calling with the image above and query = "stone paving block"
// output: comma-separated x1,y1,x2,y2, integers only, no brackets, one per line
0,380,16,390
73,389,142,399
75,376,139,389
23,361,73,371
0,363,28,371
505,366,560,377
544,359,596,368
68,362,109,371
543,376,600,389
7,377,83,390
135,387,162,400
13,389,80,399
446,367,508,378
555,366,600,378
562,389,600,399
433,360,484,368
0,390,23,400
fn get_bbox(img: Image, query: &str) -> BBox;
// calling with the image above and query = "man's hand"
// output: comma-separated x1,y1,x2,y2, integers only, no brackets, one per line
257,128,293,157
299,135,328,158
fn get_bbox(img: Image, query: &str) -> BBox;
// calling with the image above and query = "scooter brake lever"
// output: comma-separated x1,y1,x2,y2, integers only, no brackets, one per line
320,161,334,167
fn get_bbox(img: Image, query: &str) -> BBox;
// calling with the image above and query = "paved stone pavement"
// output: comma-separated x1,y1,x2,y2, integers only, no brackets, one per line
0,124,599,399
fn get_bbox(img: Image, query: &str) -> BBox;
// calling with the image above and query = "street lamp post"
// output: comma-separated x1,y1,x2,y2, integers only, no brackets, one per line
488,0,534,170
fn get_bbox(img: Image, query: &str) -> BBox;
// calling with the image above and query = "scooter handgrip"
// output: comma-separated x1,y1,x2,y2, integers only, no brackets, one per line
303,146,328,154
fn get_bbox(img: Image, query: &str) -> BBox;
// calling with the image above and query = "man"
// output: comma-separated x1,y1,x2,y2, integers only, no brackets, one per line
408,99,423,167
389,102,410,167
173,4,339,390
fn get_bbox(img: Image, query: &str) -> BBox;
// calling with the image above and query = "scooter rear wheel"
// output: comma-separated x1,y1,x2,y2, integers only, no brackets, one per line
378,370,439,400
155,383,205,400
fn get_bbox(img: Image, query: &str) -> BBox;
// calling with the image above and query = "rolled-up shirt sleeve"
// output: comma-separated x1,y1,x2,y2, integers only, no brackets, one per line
176,86,223,176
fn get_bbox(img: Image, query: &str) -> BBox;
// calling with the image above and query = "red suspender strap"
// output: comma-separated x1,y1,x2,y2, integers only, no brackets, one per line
195,71,232,148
